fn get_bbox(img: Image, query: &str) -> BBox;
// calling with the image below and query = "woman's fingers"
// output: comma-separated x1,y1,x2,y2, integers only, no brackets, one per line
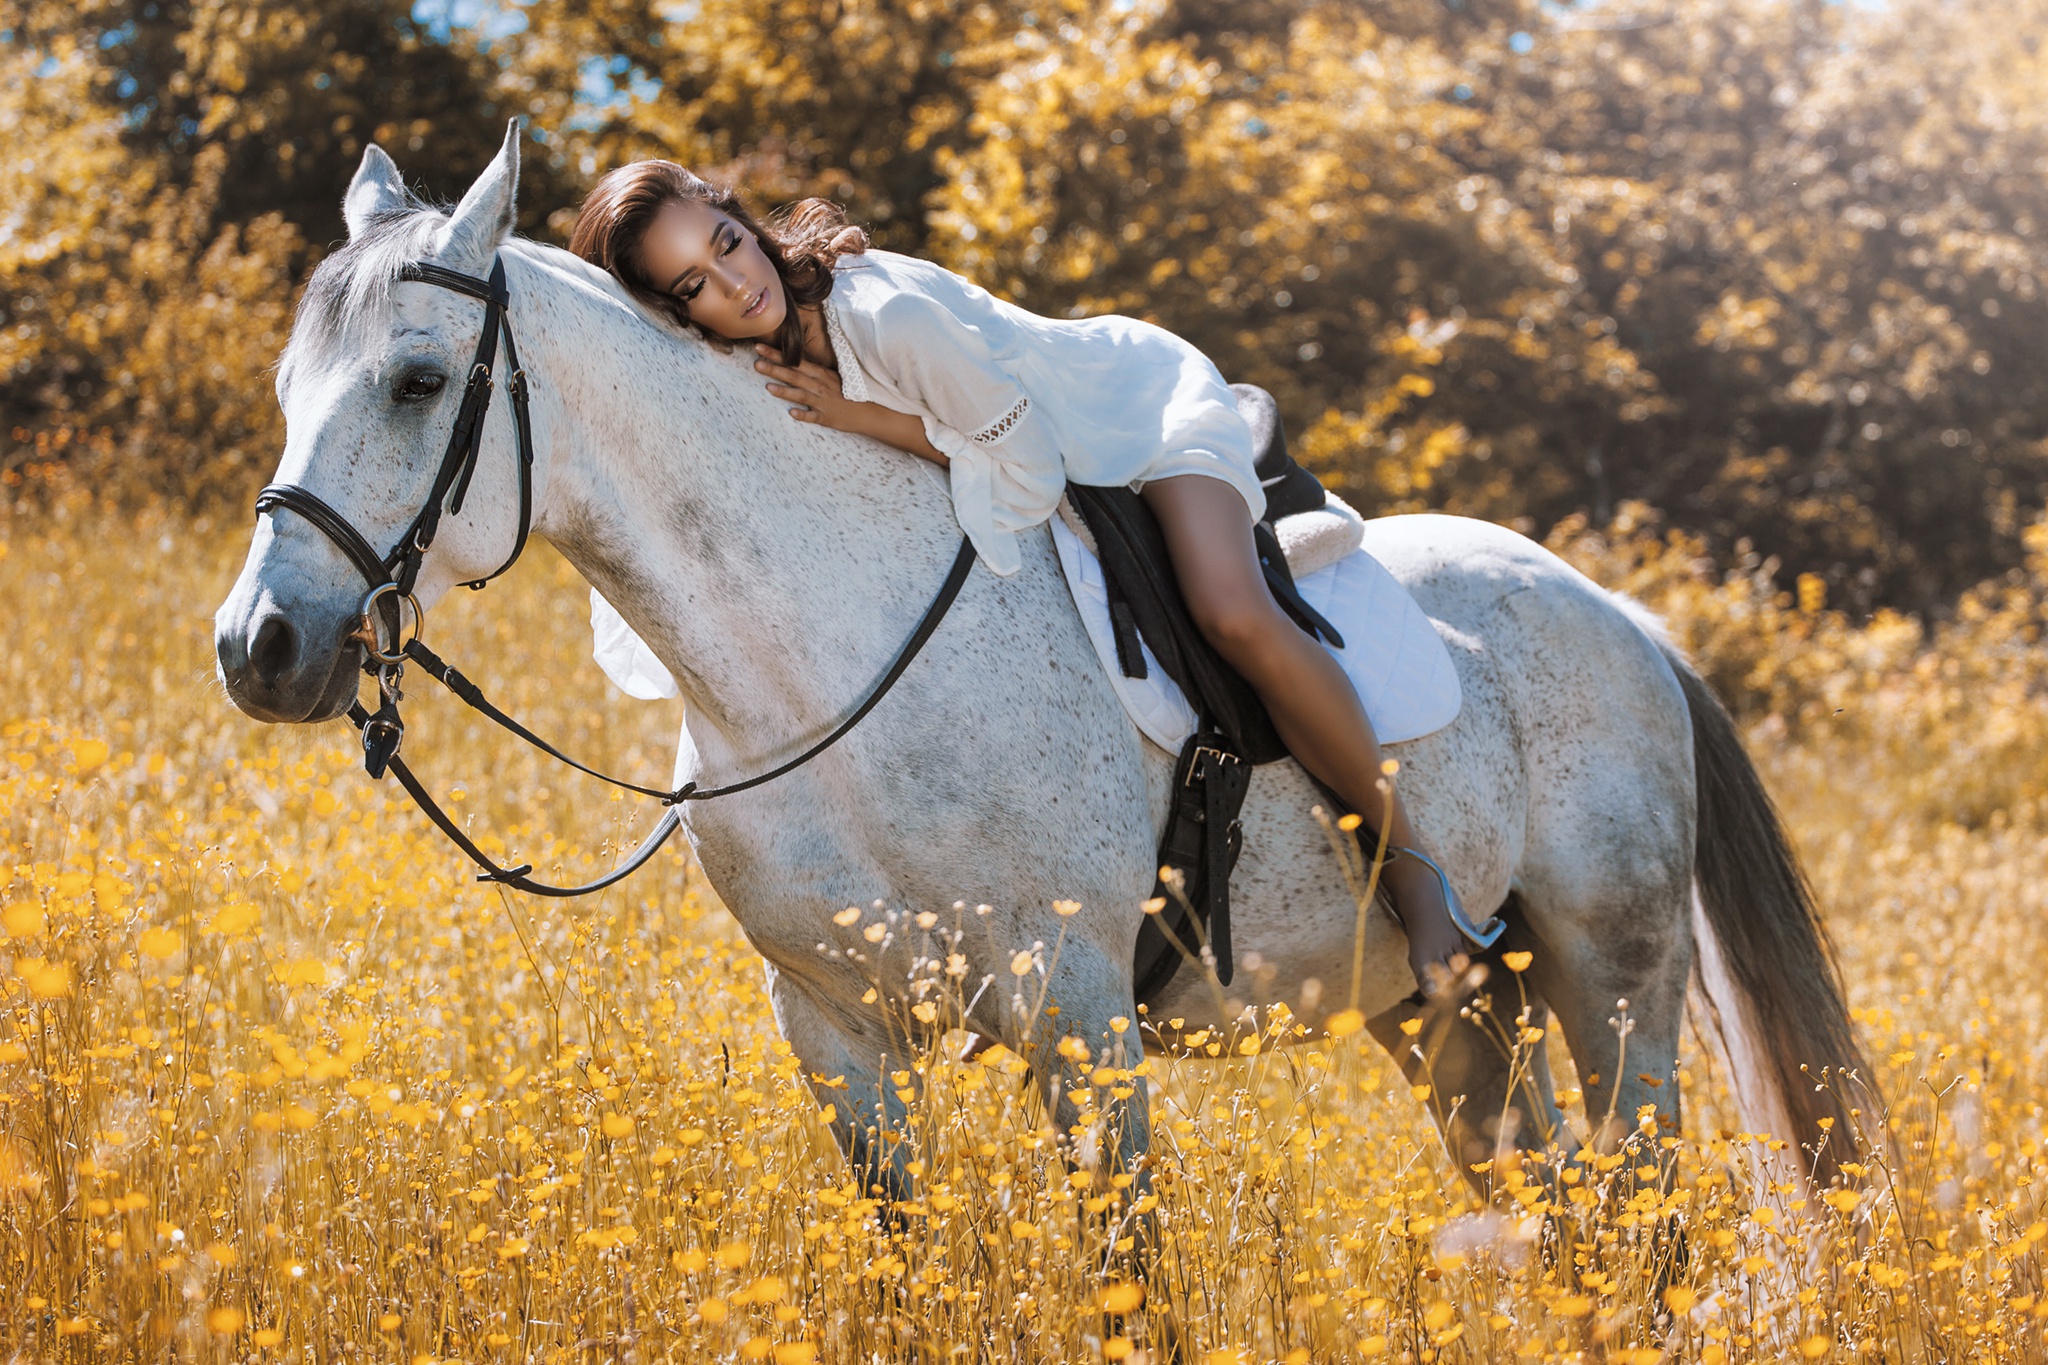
756,359,838,403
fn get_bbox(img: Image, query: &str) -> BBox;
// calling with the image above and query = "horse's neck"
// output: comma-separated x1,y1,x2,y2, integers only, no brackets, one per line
508,245,964,759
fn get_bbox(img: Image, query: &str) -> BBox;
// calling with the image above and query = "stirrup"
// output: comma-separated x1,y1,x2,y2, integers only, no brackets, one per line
1385,845,1506,951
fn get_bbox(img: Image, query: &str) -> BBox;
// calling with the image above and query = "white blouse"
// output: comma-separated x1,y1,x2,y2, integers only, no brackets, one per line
821,251,1266,576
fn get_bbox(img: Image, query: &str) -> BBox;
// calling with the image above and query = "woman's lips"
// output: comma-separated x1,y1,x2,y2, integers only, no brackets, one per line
741,286,769,319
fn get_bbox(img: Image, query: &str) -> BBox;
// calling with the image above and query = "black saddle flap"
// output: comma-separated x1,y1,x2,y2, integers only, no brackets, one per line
1066,483,1288,764
1232,383,1326,522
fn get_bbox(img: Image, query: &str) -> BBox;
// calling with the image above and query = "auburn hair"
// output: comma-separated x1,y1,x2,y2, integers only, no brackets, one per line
567,160,869,366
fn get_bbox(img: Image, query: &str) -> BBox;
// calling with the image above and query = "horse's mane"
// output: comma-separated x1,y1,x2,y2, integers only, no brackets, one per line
278,197,451,392
278,196,683,395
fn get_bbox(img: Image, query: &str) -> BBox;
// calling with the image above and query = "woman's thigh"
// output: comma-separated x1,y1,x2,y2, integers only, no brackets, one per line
1139,473,1279,649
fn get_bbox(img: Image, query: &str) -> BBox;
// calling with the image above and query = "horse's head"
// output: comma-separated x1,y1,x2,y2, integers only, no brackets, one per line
215,122,536,722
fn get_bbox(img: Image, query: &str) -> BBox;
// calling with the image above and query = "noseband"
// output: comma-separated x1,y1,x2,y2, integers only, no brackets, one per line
252,253,974,896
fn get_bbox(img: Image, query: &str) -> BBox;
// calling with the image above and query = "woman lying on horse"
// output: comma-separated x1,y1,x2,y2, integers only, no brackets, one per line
566,161,1495,996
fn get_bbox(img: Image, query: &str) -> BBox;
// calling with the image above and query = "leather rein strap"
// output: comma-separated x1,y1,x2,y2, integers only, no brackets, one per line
252,252,976,897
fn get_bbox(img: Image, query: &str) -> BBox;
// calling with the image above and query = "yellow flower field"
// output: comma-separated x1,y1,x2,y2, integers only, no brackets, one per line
7,489,2048,1362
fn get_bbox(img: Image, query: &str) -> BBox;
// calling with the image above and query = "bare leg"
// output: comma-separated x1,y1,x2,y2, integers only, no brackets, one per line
1141,475,1466,986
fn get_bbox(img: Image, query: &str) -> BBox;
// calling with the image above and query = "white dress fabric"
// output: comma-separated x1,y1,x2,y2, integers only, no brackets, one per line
822,250,1267,576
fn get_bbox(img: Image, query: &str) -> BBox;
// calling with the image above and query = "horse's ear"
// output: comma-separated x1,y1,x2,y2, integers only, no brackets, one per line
433,118,522,269
343,144,408,240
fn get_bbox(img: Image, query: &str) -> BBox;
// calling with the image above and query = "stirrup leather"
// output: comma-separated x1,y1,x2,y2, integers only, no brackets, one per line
1384,846,1506,951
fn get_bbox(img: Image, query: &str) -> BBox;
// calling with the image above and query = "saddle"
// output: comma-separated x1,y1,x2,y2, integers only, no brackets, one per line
1065,384,1355,1004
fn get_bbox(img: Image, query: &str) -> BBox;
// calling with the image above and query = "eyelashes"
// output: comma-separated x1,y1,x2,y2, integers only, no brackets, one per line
673,228,745,304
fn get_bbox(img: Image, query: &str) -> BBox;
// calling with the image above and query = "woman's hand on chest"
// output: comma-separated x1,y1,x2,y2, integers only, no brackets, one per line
754,345,947,467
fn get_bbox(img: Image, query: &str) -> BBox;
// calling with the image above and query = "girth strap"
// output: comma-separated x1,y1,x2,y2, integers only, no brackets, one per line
1132,727,1252,1003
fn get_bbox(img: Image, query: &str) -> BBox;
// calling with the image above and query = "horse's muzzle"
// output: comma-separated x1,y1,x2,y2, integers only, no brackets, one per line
216,605,362,724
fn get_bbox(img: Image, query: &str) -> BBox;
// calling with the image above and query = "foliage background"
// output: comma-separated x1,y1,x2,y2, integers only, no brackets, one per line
13,3,2048,1357
6,0,2048,614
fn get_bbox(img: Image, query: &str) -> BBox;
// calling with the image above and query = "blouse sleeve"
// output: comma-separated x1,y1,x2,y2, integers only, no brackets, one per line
858,289,1068,577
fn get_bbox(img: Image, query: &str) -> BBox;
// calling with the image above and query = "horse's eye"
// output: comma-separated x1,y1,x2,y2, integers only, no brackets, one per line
395,371,446,403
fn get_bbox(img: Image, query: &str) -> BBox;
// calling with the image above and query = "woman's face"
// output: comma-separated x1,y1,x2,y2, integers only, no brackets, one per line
636,199,787,339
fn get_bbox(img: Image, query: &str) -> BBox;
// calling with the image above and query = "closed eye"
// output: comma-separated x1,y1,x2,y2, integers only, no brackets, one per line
394,371,446,403
673,227,741,304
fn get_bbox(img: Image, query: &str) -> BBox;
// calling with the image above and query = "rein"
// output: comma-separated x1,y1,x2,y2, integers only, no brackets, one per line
254,252,976,897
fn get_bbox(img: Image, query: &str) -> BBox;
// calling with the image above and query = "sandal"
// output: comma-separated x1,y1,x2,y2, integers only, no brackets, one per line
1378,844,1506,951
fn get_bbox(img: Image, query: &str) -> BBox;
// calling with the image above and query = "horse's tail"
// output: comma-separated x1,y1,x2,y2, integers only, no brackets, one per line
1658,641,1874,1187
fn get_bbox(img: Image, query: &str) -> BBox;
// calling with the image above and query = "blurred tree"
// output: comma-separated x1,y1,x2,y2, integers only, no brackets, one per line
0,0,568,495
8,0,2048,613
0,42,297,492
511,0,1026,247
1478,0,2048,610
922,0,1656,525
2,0,564,248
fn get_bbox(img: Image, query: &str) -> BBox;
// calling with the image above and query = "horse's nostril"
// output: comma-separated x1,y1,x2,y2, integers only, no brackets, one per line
249,613,299,688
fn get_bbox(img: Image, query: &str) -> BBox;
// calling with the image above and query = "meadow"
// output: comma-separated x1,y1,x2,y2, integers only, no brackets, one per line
6,482,2048,1363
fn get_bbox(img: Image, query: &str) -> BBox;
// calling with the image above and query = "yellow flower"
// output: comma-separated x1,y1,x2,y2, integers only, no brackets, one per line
207,1307,246,1335
204,901,258,936
1502,950,1533,972
1009,951,1035,976
1325,1008,1365,1038
18,958,72,999
137,927,182,959
1100,1282,1144,1314
2,901,45,937
601,1112,635,1138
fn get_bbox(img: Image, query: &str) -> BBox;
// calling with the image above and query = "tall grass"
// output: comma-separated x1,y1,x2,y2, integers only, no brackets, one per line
4,487,2048,1361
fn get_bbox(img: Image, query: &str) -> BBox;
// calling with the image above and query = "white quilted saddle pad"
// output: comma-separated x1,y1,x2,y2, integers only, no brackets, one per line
1048,515,1462,753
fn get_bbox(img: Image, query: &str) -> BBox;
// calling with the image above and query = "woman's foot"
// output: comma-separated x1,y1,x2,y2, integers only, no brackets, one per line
1384,854,1466,994
1379,846,1501,997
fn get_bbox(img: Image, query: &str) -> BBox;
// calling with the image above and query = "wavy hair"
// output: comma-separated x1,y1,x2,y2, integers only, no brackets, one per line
567,160,868,366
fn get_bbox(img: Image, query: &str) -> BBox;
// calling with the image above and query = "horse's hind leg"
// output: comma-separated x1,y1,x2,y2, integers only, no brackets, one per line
1516,864,1695,1169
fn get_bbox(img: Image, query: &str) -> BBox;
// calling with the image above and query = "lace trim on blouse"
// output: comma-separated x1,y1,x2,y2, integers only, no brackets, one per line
971,396,1031,447
821,296,870,403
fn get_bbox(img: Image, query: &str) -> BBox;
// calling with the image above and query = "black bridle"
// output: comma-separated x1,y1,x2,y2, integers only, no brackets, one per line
253,254,975,897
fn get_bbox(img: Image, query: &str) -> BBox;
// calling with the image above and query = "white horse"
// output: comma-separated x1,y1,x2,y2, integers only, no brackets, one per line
214,126,1868,1200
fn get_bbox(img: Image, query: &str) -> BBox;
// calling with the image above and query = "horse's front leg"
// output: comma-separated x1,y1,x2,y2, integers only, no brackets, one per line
765,962,927,1204
1005,941,1158,1260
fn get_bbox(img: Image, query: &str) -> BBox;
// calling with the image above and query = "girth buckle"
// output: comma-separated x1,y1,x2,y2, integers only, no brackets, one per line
1184,744,1242,788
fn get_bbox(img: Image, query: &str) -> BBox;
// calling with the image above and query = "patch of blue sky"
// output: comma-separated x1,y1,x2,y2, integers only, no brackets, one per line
411,0,530,44
571,55,662,129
